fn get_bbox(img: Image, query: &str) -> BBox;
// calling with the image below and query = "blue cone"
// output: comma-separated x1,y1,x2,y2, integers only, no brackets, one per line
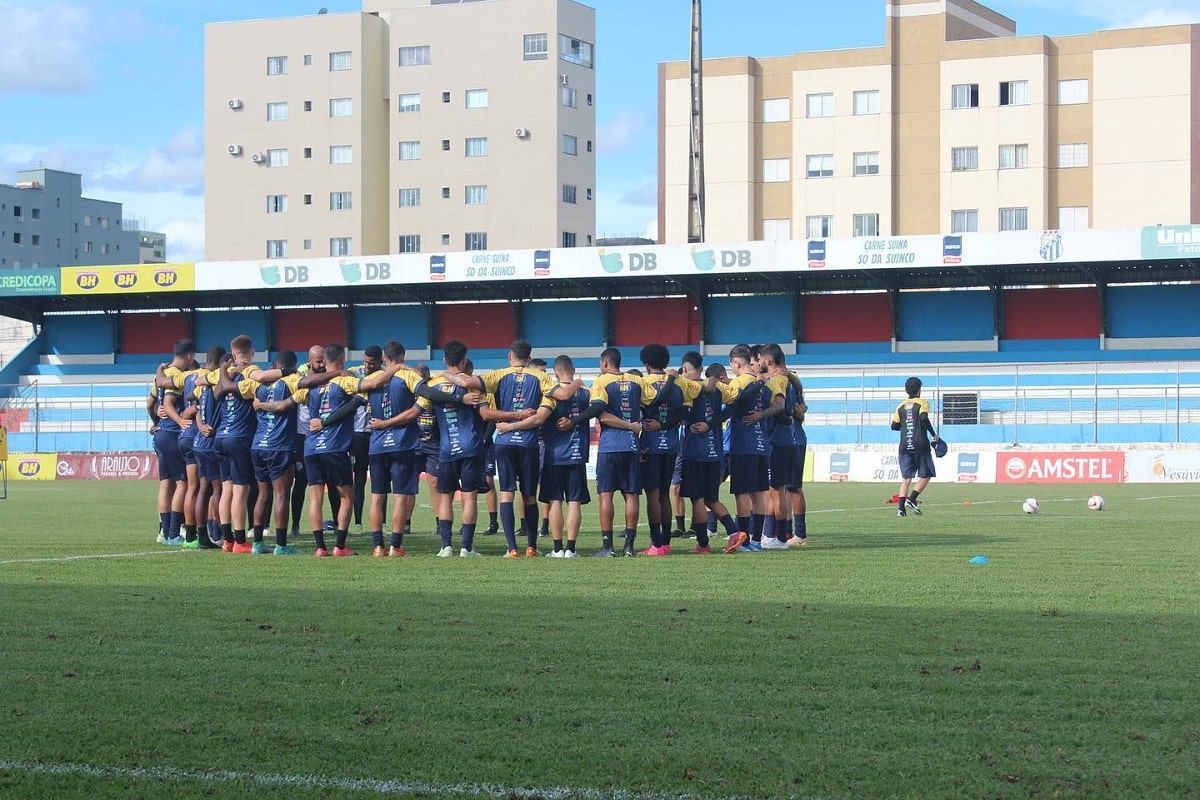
968,555,989,565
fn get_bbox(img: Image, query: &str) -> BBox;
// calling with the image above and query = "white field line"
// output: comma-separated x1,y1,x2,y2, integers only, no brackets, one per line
0,759,784,800
0,550,186,566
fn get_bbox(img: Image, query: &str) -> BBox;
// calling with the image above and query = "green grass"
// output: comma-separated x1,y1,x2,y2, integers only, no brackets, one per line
1,480,1198,799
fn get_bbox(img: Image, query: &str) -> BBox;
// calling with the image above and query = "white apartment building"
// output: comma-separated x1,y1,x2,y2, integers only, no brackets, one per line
205,0,596,262
659,0,1200,243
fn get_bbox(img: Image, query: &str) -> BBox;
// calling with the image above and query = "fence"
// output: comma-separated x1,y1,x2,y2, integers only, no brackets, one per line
2,361,1199,453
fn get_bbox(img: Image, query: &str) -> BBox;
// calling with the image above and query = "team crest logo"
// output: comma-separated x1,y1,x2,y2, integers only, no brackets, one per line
1039,231,1063,263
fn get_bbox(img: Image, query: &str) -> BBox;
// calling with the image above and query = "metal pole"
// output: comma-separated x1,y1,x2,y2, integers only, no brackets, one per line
33,380,39,453
1093,362,1099,445
686,0,706,244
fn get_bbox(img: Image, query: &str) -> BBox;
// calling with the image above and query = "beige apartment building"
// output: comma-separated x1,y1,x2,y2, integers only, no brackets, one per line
659,0,1200,243
205,0,595,262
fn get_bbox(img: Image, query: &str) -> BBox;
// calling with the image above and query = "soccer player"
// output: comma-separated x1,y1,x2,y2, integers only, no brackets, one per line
672,351,704,538
788,374,809,546
418,340,491,557
414,363,441,529
725,344,773,553
635,343,690,556
207,335,260,553
190,349,228,548
677,361,743,552
569,347,662,557
528,356,552,540
892,376,941,517
177,356,217,549
151,338,197,546
498,354,590,557
349,344,383,535
756,343,800,549
218,350,304,554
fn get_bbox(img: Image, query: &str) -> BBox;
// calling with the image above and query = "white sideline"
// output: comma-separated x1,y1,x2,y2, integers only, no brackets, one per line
0,759,747,800
0,550,186,566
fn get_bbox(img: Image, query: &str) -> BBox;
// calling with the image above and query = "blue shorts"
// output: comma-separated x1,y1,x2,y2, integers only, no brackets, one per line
681,459,722,504
642,452,676,493
899,451,936,480
423,452,439,480
768,444,801,489
154,428,185,482
218,437,254,486
194,446,222,482
671,452,683,486
728,454,768,496
483,441,496,477
788,445,806,490
370,450,421,496
538,463,591,504
437,456,484,494
495,444,539,495
596,451,641,495
305,452,353,488
252,449,294,483
179,431,197,467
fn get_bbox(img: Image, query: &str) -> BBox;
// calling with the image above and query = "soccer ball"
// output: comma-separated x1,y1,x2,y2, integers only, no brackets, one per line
1087,495,1105,511
1022,498,1040,515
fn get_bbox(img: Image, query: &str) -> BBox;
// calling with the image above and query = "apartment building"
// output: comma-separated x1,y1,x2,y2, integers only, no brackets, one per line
659,0,1200,243
0,168,143,269
205,0,596,262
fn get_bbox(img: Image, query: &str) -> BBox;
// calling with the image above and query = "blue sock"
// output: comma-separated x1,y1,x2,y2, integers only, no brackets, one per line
706,510,717,533
500,502,517,550
720,514,738,535
461,522,477,552
736,516,750,535
168,511,183,540
795,513,806,539
751,513,767,542
372,530,384,548
649,522,663,547
437,519,453,548
763,515,775,540
159,512,170,536
390,532,403,548
524,504,539,548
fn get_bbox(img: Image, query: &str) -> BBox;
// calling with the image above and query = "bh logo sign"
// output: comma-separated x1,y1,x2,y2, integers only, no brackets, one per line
154,269,179,288
17,459,42,477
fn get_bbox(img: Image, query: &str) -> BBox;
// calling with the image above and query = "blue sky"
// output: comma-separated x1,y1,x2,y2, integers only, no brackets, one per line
2,0,1198,261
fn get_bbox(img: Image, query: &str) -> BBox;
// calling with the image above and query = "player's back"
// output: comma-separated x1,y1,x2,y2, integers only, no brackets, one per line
544,386,591,466
424,374,485,461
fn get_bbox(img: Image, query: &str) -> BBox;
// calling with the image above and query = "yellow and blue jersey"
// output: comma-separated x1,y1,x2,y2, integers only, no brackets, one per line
416,374,487,462
368,368,424,455
727,372,770,456
543,385,591,466
208,363,260,440
589,372,659,454
155,365,187,434
293,375,364,456
639,374,687,455
235,373,302,452
479,366,557,448
894,397,932,454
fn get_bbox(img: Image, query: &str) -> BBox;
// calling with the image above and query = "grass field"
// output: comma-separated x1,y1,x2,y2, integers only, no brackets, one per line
0,479,1198,799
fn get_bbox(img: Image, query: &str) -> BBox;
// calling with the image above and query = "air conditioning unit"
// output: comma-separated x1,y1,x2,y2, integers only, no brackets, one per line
228,98,243,110
227,144,243,156
559,74,570,86
514,127,529,139
251,152,266,164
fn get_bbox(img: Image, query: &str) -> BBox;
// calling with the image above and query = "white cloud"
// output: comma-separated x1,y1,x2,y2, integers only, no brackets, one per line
0,2,142,92
156,214,206,263
596,111,646,154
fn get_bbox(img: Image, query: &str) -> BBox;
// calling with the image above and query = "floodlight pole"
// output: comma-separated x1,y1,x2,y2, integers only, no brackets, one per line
687,0,706,244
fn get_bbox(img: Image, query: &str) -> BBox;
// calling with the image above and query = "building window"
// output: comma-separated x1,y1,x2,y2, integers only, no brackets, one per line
303,54,312,66
12,233,20,245
99,217,109,229
398,93,421,113
304,194,312,205
1059,206,1089,230
442,187,451,199
29,234,40,246
465,137,488,157
524,33,548,60
267,239,287,258
399,235,421,253
1058,79,1088,105
465,88,488,109
101,243,110,255
330,191,352,210
806,93,834,118
303,239,312,251
762,219,790,241
951,146,979,171
267,195,288,214
267,148,289,167
853,213,880,237
562,231,577,248
999,207,1029,231
951,209,978,233
465,232,487,250
441,139,451,151
83,214,92,226
31,208,41,220
562,184,577,204
752,157,788,182
329,97,353,117
267,101,288,123
559,35,593,68
399,45,431,66
762,98,789,123
442,91,451,104
587,93,593,106
442,233,451,246
853,151,880,176
804,154,832,179
562,134,578,155
464,185,488,205
83,240,92,252
951,83,979,109
304,147,313,159
304,100,313,112
853,90,880,115
999,80,1029,106
330,145,353,164
1057,142,1089,168
586,188,593,200
267,56,287,75
329,50,351,71
562,87,578,108
399,188,421,208
806,215,833,238
399,141,421,160
998,143,1029,169
330,237,352,257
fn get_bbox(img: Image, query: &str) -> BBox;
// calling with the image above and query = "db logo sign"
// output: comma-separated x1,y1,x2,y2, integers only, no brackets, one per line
17,459,42,476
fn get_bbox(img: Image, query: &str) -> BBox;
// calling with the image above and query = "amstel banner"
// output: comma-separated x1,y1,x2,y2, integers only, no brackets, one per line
995,451,1125,484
